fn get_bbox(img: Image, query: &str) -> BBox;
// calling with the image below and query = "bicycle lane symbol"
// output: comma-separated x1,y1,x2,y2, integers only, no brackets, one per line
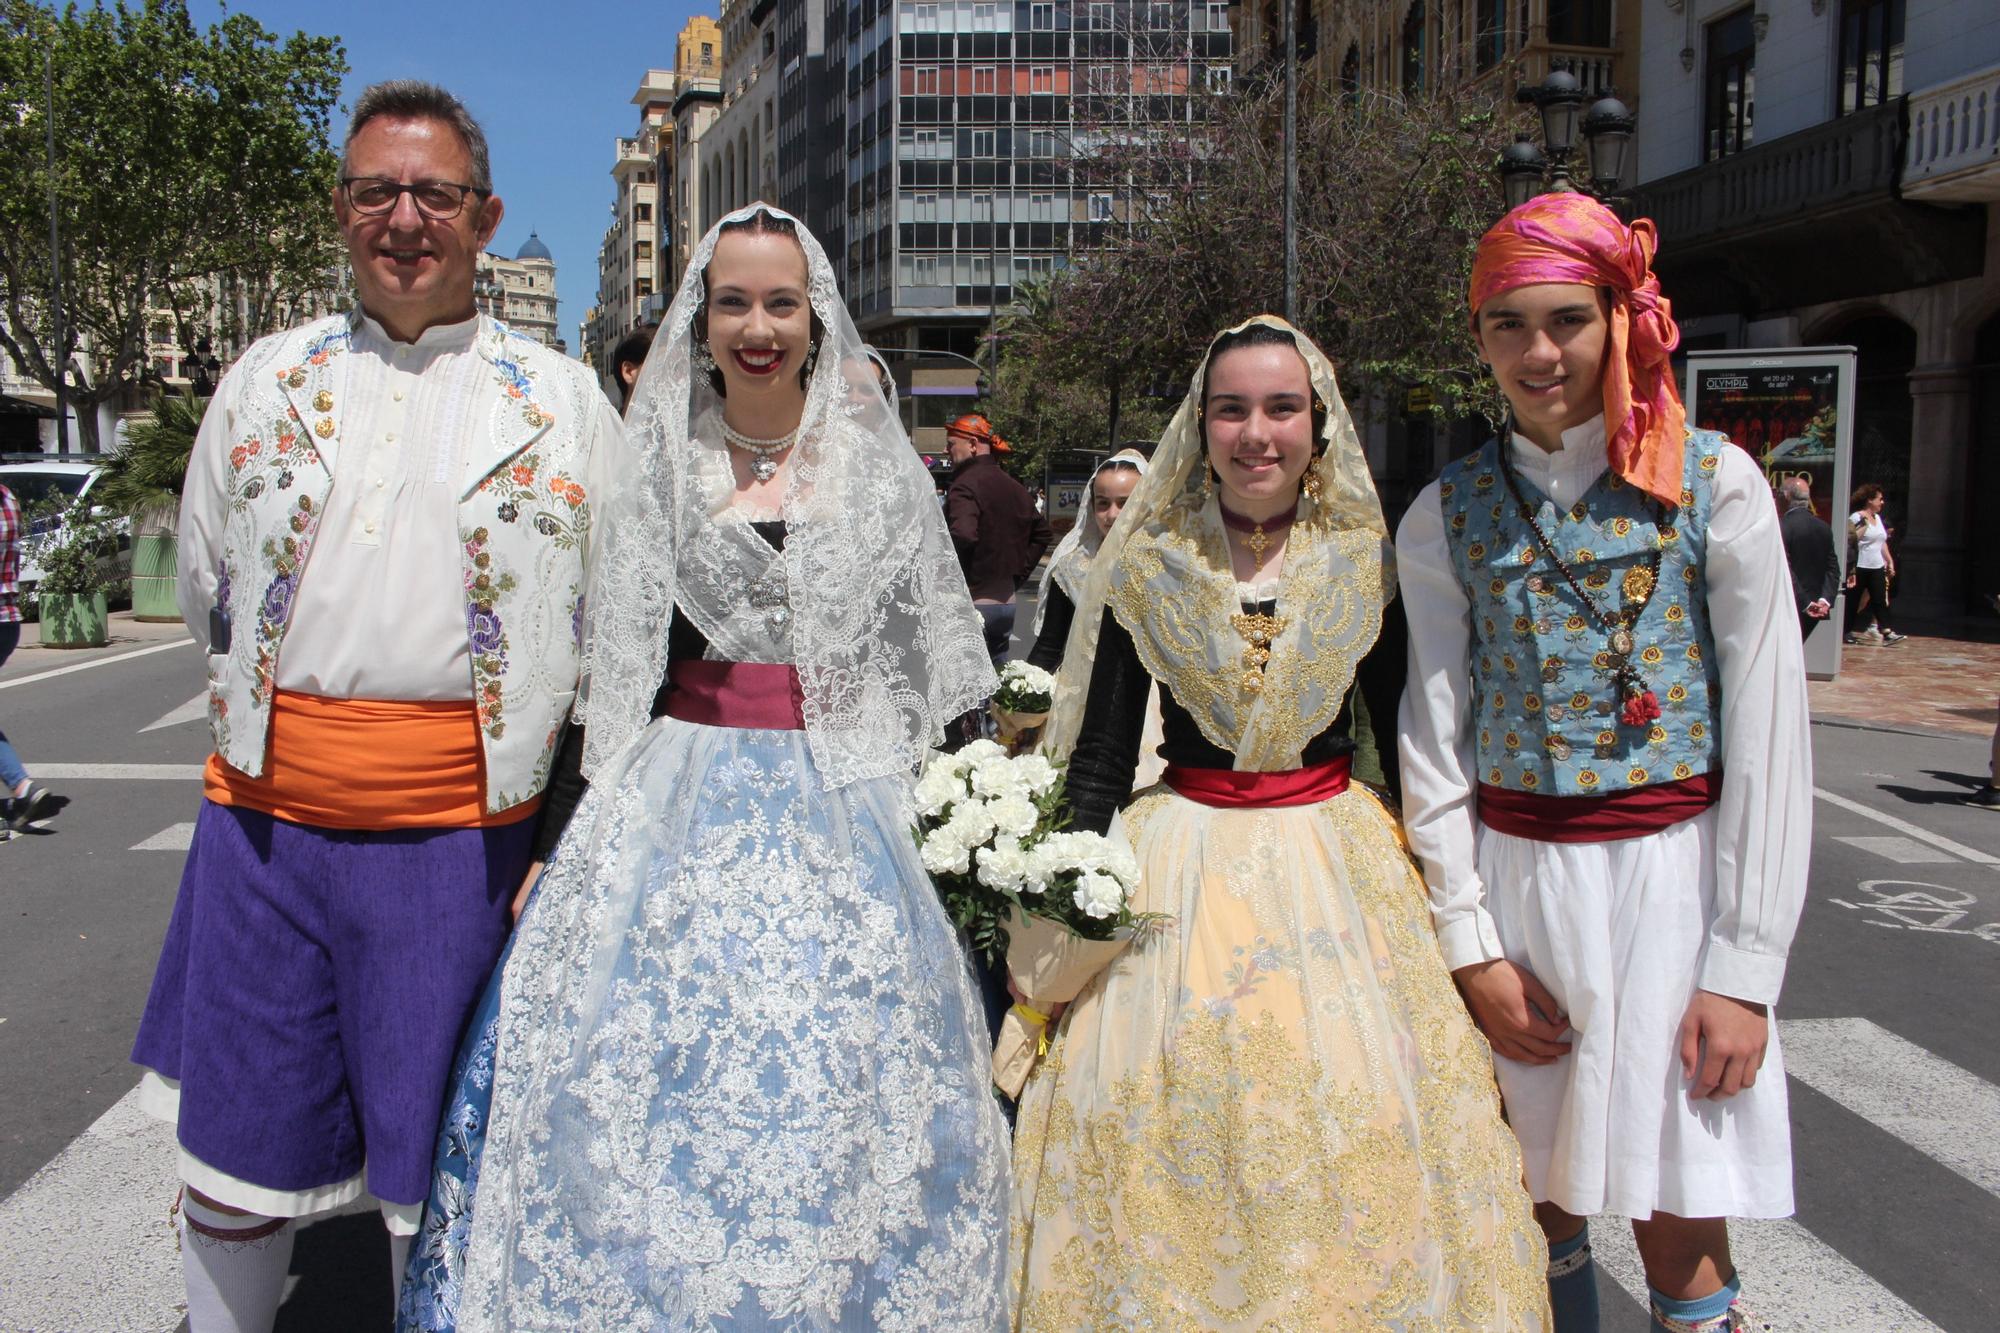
1828,879,2000,945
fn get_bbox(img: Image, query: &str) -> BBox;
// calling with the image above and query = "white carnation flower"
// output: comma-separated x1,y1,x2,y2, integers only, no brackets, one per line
987,794,1039,839
1009,753,1060,796
1072,870,1125,920
944,797,999,847
968,756,1031,799
958,738,1006,763
920,826,971,876
913,765,966,819
975,841,1030,892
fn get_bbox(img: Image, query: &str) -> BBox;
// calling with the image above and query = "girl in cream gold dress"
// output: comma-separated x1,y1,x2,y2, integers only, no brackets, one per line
1009,316,1547,1331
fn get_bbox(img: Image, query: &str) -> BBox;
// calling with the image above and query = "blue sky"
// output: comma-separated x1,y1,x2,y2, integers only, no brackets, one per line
196,0,709,349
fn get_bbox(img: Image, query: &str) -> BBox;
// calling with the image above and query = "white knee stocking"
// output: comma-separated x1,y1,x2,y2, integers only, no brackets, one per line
179,1191,295,1333
387,1228,412,1307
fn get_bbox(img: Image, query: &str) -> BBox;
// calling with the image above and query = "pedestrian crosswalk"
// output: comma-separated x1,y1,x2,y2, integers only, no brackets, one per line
0,1017,1989,1330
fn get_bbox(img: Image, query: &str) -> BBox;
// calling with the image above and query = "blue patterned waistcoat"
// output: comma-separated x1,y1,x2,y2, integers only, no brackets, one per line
1439,429,1727,795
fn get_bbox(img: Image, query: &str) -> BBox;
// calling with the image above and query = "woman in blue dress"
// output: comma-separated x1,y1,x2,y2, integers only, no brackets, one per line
397,204,1010,1331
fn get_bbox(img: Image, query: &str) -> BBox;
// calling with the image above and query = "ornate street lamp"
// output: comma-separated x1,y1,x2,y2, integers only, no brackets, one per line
1582,96,1637,194
1496,72,1638,212
1498,137,1550,212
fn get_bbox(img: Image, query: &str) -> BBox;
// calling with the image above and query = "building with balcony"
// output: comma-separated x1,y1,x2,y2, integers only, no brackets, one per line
588,71,680,387
475,233,561,347
1235,0,1638,107
1629,0,1999,617
699,0,783,238
663,17,724,289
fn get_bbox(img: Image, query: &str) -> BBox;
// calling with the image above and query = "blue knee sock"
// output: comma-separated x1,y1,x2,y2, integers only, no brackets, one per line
1546,1225,1600,1333
1649,1273,1742,1331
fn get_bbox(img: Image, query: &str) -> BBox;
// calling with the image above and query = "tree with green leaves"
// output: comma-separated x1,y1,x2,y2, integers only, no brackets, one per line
1002,76,1525,449
0,0,346,450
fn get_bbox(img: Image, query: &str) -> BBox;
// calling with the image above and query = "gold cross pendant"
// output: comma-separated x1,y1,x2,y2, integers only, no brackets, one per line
1244,523,1270,561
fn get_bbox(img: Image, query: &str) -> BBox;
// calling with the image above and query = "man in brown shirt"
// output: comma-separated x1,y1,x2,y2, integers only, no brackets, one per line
944,413,1053,664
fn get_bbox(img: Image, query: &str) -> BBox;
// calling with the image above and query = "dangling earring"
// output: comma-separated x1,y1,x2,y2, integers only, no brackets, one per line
802,340,819,380
693,341,716,374
1201,465,1215,500
1302,465,1324,503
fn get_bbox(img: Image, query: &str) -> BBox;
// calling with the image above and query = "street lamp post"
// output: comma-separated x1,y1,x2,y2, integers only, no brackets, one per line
1282,0,1298,324
1499,70,1636,213
44,37,68,453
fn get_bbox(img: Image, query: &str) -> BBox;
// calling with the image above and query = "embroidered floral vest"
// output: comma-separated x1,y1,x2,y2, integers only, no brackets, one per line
192,312,614,813
1439,429,1726,796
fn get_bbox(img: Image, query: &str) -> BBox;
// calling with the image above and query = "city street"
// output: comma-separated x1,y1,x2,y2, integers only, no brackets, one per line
0,615,1995,1331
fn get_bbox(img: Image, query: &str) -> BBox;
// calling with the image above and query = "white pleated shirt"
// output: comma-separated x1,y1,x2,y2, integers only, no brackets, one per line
274,313,486,701
1396,415,1813,1005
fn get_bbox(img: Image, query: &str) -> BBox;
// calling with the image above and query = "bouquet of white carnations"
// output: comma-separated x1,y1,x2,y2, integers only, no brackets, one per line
914,738,1156,1096
988,660,1055,751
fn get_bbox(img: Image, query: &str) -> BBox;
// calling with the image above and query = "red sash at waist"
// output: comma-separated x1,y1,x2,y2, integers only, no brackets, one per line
1164,756,1351,809
1477,771,1722,843
663,660,805,731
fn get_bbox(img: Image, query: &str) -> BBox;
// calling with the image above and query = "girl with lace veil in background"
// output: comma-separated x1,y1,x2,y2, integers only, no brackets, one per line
396,204,1010,1332
1008,316,1548,1330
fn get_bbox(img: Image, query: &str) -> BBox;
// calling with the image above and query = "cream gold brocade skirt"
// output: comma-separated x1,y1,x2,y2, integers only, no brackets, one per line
1010,785,1549,1331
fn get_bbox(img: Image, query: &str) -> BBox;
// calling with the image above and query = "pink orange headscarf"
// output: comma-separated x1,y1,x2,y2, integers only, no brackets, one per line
1469,192,1687,506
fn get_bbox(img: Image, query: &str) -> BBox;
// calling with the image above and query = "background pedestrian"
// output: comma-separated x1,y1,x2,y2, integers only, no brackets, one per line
1778,476,1839,644
0,481,59,833
1844,483,1906,645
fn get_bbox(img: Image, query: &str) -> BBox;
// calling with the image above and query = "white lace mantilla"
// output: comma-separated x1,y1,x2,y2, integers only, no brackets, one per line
579,203,994,789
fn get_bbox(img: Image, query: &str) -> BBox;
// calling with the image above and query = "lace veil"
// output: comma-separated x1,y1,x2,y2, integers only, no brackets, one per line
1044,315,1391,769
1031,447,1149,637
580,203,995,788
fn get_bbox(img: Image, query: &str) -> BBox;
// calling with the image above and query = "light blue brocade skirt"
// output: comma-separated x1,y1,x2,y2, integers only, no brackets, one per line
398,717,1011,1332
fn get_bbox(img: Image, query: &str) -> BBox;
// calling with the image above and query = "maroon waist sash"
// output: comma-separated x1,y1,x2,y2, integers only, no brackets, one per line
1164,756,1352,809
1476,770,1722,844
662,660,805,731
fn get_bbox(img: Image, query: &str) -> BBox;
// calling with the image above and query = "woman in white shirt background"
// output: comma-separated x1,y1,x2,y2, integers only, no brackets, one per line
1844,483,1907,645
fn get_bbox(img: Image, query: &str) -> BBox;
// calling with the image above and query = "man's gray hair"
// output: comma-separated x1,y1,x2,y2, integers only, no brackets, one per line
1779,476,1814,508
341,81,493,193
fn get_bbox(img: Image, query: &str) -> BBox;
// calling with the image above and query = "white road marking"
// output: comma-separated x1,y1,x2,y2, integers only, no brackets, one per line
26,764,204,781
0,638,193,691
1780,1018,2000,1199
130,823,195,852
1814,787,2000,867
1590,1214,1939,1329
139,692,208,733
1833,834,1957,864
0,1085,185,1333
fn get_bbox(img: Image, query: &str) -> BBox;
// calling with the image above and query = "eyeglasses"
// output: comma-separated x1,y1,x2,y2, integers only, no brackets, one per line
340,176,488,220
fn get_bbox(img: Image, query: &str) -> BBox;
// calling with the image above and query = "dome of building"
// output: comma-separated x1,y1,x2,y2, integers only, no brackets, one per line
515,230,553,262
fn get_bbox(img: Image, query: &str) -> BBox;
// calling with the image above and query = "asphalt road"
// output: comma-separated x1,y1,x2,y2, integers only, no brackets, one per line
1,616,1996,1330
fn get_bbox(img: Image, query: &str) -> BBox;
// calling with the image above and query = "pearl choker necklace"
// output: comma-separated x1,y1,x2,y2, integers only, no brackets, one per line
721,419,800,482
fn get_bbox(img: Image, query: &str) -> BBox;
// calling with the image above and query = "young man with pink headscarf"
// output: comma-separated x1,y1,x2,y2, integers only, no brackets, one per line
1397,193,1811,1333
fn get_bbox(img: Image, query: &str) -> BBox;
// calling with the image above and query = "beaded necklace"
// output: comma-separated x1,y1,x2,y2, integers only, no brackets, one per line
720,419,799,482
1496,425,1675,729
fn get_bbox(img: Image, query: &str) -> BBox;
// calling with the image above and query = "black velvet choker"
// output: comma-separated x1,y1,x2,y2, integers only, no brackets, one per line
1216,498,1299,561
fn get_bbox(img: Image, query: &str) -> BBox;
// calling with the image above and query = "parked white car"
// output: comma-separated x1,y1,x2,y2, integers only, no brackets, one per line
0,461,133,601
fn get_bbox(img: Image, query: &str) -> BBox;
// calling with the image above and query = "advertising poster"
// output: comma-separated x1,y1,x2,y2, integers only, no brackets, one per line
1685,347,1856,679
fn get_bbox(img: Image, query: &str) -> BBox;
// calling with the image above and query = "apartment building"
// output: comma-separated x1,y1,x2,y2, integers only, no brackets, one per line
588,69,679,379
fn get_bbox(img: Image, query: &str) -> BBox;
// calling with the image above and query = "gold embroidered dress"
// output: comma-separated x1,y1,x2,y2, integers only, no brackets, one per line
1012,318,1547,1331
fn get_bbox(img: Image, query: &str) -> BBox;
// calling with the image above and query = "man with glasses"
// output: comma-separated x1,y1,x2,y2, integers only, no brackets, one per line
129,81,628,1331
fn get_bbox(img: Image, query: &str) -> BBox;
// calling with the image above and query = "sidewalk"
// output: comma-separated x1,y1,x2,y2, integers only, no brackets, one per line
0,612,191,684
1810,634,2000,739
